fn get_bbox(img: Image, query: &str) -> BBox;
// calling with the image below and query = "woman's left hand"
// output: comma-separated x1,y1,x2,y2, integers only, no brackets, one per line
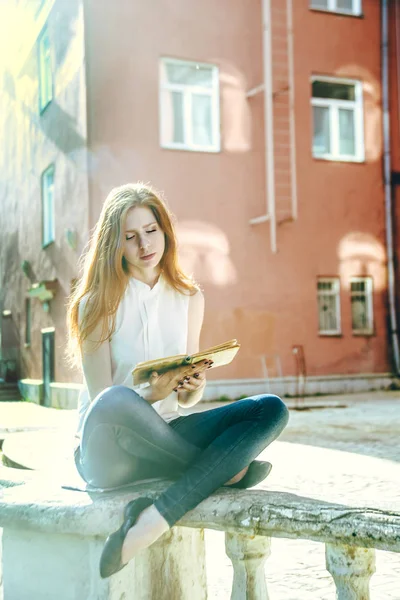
175,361,210,394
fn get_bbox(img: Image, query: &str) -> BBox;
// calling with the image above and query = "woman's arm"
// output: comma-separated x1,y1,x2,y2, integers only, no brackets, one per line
79,298,182,406
178,289,206,408
79,301,113,402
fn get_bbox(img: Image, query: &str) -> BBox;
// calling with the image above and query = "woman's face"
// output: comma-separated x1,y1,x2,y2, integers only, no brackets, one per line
122,206,166,276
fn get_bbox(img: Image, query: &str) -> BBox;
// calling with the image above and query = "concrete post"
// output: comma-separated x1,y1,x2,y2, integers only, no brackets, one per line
225,531,271,600
326,543,376,600
131,526,207,600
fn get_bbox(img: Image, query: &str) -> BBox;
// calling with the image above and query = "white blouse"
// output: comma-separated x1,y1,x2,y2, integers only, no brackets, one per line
76,274,190,438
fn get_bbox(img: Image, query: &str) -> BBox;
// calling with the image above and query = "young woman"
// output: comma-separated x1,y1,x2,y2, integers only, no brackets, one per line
67,183,289,579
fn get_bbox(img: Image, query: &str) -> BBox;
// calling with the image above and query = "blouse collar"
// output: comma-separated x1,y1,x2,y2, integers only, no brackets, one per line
129,272,164,296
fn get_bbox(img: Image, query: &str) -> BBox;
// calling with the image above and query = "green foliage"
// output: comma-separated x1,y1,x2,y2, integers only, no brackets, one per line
215,395,232,403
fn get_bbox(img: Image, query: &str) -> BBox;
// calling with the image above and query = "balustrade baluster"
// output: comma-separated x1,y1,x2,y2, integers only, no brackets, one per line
326,542,376,600
225,531,271,600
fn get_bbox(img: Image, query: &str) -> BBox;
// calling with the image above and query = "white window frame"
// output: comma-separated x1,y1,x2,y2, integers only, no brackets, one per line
42,165,55,247
159,57,221,153
311,76,364,163
350,277,374,335
310,0,362,16
38,26,53,112
317,278,341,335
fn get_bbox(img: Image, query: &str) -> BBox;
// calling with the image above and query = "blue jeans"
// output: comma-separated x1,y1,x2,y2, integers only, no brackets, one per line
75,386,289,526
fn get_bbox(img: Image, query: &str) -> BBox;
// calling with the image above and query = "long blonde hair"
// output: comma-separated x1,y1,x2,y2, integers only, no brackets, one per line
66,183,199,367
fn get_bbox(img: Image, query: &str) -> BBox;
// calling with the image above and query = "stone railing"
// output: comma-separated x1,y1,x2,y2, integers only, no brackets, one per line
0,471,398,599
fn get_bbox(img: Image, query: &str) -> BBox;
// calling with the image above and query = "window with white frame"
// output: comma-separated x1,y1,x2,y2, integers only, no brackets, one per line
311,77,364,162
317,278,341,335
38,26,53,112
160,58,220,152
42,165,55,247
310,0,362,16
350,277,373,334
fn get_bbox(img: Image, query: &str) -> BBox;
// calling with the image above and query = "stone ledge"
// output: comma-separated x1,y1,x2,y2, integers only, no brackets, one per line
18,380,82,409
202,374,394,400
18,379,43,405
0,477,398,553
18,375,396,409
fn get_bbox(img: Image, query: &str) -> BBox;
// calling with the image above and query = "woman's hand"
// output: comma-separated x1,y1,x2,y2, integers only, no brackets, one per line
176,359,212,407
148,359,212,402
174,362,209,393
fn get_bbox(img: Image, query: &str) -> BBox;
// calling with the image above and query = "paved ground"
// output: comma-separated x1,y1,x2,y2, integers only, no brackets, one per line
0,392,399,599
202,393,400,600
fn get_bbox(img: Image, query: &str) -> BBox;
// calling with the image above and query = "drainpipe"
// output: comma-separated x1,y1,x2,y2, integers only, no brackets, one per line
248,0,277,254
397,0,400,138
381,0,400,374
286,0,297,221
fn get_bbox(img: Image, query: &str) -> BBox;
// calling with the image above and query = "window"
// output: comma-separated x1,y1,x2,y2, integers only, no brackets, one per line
160,58,220,152
317,278,341,335
350,277,373,334
38,26,53,112
311,77,364,162
25,298,31,346
310,0,362,16
42,165,55,247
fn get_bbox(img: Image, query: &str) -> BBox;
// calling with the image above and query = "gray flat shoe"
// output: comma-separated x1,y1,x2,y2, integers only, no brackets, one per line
228,460,272,489
99,496,153,578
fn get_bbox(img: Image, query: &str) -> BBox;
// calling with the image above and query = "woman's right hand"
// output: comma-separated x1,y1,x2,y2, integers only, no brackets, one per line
148,360,211,402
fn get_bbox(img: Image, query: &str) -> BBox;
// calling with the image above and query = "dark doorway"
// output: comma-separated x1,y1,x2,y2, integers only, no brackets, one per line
42,328,55,406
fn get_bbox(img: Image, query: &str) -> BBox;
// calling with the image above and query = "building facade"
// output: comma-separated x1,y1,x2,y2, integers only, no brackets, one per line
1,0,399,401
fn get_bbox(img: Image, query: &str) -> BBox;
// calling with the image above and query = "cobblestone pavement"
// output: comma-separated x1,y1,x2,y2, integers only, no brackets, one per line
1,392,399,598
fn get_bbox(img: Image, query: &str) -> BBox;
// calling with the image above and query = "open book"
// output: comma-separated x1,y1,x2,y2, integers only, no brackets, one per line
132,339,240,386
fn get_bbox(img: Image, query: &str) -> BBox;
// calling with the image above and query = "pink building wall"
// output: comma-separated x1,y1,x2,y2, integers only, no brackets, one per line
82,0,391,383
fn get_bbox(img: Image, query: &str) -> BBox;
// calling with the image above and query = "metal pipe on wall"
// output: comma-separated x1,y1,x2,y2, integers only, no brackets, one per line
395,0,400,143
249,0,276,254
381,0,400,374
263,0,277,253
286,0,297,221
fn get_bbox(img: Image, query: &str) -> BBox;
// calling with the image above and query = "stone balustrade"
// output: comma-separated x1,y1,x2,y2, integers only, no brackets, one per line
0,471,398,599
